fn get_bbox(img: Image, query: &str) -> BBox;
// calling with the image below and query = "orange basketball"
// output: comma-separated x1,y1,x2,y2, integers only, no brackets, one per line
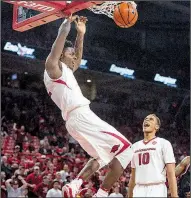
113,2,138,28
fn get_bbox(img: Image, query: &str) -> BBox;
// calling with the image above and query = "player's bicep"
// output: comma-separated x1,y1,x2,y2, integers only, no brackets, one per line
166,163,176,178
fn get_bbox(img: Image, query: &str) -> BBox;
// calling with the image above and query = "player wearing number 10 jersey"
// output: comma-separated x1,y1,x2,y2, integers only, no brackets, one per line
128,114,178,198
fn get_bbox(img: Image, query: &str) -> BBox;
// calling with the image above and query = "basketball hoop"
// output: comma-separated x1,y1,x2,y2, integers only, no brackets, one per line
88,1,137,19
3,0,137,31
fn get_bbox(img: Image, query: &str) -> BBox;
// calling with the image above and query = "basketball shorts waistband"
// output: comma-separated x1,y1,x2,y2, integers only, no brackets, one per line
136,182,165,186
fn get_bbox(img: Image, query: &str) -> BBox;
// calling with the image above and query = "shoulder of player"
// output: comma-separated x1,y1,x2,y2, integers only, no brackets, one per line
131,140,143,148
157,137,172,145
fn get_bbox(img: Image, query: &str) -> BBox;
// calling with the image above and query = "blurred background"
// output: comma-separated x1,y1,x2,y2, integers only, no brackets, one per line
1,1,190,198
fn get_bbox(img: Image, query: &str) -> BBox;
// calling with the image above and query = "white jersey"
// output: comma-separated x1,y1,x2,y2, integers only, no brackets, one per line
44,62,90,120
131,137,175,184
46,188,62,197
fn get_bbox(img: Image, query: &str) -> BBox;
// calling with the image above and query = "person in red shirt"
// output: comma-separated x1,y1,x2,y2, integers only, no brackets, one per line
8,147,20,165
39,155,47,171
33,175,50,198
52,158,62,171
43,163,56,178
26,166,43,197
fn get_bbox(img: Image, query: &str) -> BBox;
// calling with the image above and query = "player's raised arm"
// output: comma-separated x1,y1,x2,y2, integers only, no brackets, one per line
45,15,78,79
73,16,87,72
163,140,178,197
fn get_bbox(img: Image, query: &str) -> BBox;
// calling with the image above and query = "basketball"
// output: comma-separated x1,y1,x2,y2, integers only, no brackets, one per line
113,2,138,28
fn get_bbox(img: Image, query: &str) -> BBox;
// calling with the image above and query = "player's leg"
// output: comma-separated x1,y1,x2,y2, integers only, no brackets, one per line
64,107,133,197
62,158,100,197
77,158,100,180
95,147,133,197
95,158,123,197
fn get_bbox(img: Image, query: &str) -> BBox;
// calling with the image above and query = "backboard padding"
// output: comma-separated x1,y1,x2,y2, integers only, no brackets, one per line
3,1,104,32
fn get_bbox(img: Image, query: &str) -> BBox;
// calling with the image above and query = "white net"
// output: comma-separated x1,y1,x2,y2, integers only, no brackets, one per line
88,1,137,19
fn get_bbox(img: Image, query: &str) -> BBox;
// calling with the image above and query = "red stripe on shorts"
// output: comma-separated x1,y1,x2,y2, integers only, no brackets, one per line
53,79,71,89
101,131,131,156
68,186,73,197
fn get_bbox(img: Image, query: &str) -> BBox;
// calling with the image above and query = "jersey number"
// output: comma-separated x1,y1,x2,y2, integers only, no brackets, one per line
138,152,150,165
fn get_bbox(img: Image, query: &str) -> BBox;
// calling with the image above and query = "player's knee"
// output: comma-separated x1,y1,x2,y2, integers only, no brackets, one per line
109,157,124,173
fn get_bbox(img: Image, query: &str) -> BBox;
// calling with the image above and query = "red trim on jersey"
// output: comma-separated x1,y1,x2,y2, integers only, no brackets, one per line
101,131,131,156
143,137,157,145
53,79,71,89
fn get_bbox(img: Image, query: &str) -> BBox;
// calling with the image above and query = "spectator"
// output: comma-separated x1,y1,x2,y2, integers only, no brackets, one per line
46,180,62,197
55,172,64,184
14,165,27,179
18,188,28,198
34,175,50,198
44,163,56,177
47,173,53,184
1,171,7,198
15,125,26,151
39,155,47,171
60,164,69,183
25,166,42,197
5,176,27,198
1,156,12,178
109,186,123,197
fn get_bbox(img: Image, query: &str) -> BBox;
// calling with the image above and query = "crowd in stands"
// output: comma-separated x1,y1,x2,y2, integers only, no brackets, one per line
1,79,190,198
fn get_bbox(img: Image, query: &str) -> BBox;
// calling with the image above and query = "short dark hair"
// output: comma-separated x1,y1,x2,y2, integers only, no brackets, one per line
151,114,161,129
64,40,73,49
52,179,59,185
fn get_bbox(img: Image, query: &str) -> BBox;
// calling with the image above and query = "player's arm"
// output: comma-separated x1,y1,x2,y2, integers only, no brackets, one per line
128,168,136,198
45,16,78,79
175,156,190,177
166,163,178,197
162,140,178,197
73,16,87,72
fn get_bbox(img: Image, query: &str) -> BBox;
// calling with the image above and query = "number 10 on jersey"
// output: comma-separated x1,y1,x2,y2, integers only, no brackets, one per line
138,152,150,165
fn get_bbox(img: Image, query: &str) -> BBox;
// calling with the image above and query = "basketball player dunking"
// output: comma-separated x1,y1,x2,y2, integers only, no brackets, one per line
175,156,190,198
128,114,178,197
44,15,133,197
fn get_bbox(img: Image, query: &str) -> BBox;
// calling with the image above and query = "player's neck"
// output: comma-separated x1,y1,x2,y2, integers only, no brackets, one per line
143,133,156,142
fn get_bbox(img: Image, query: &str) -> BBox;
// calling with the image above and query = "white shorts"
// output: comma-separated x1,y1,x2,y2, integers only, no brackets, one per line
65,106,133,169
133,183,167,197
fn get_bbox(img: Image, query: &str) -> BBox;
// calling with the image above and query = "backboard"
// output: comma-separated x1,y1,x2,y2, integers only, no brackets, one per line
3,1,104,32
